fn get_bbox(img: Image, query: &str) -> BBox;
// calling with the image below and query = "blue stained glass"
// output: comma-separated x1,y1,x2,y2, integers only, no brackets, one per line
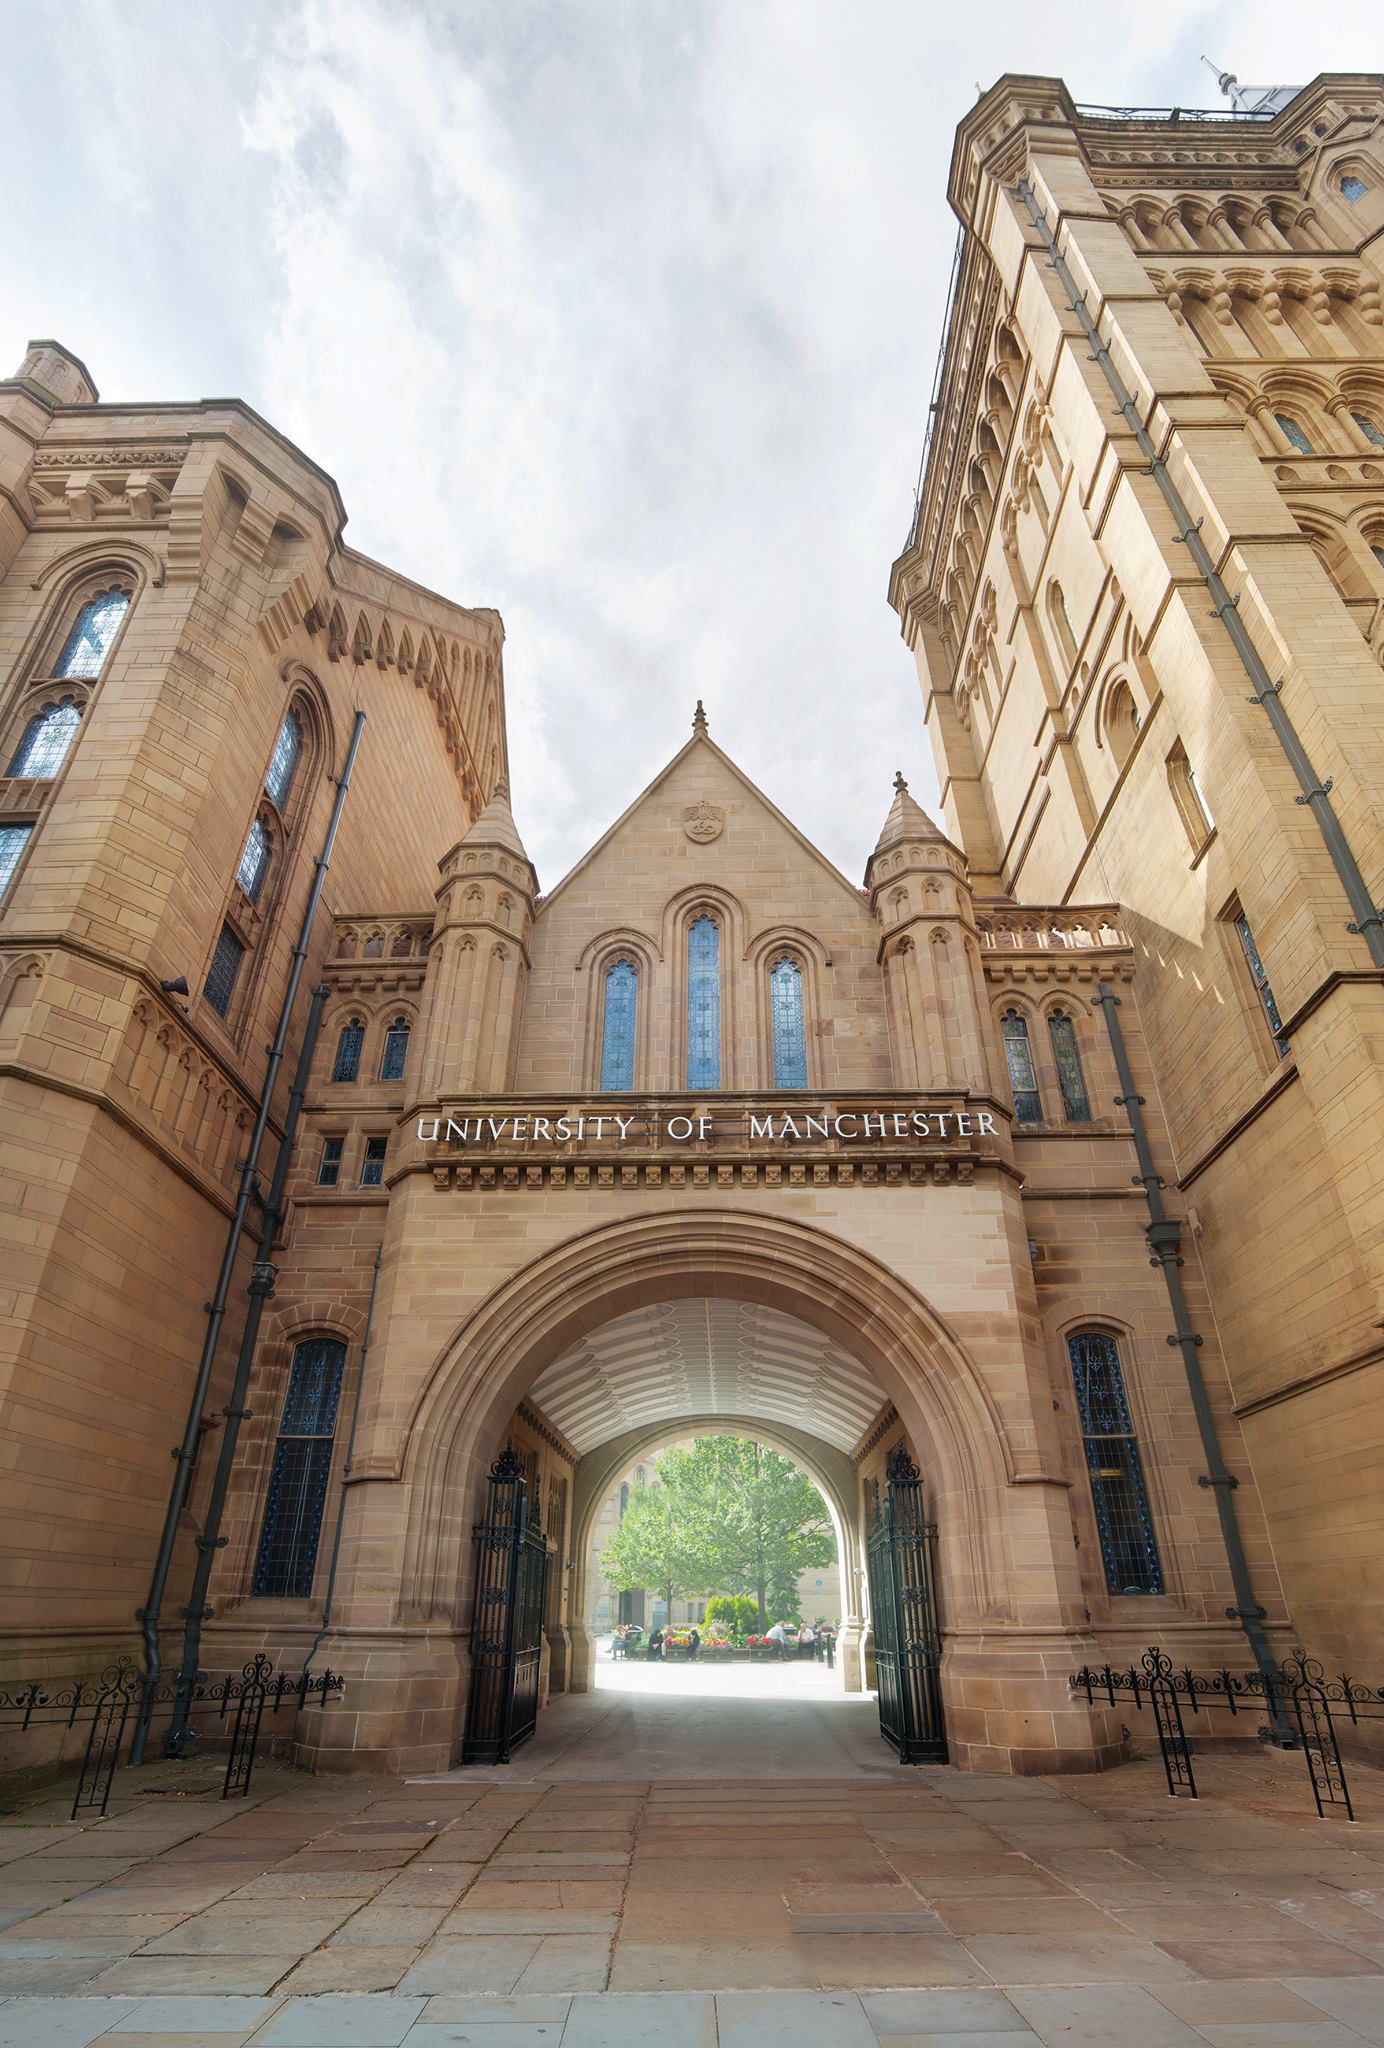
0,824,33,898
54,590,128,679
1001,1010,1042,1122
265,710,302,808
203,923,245,1017
253,1337,346,1598
687,917,720,1088
1048,1010,1091,1121
770,956,807,1088
600,960,638,1090
236,816,271,903
332,1021,364,1082
1068,1331,1164,1596
8,697,81,778
379,1018,410,1081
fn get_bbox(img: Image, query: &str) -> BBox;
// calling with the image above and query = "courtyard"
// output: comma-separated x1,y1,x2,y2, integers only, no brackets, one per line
1,1660,1382,2045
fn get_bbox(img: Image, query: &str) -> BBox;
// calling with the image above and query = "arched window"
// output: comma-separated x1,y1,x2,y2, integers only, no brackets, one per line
379,1016,411,1082
1340,173,1368,202
600,959,638,1091
687,916,720,1088
1352,410,1384,448
1105,681,1141,771
1048,1011,1091,1122
1373,544,1384,574
1274,412,1314,454
6,697,81,779
265,709,303,809
1001,1010,1042,1123
53,589,128,680
331,1018,364,1083
0,824,33,900
1231,907,1289,1056
235,816,272,904
252,1337,346,1598
1046,582,1078,669
770,956,808,1089
1067,1331,1164,1595
1167,741,1215,851
203,923,246,1018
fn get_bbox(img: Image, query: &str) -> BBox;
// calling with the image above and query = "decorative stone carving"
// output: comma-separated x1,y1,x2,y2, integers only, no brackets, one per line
682,799,724,844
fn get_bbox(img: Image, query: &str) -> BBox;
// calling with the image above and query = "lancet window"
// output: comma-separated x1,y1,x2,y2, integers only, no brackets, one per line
1001,1009,1042,1122
331,1019,364,1083
600,959,638,1091
7,697,82,779
1047,1010,1091,1122
1067,1331,1164,1596
54,589,129,679
252,1337,346,1598
379,1017,411,1082
770,955,807,1089
687,917,720,1088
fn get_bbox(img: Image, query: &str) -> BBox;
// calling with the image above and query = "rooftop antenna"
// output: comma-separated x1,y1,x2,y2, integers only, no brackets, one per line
1204,56,1250,112
1202,56,1303,117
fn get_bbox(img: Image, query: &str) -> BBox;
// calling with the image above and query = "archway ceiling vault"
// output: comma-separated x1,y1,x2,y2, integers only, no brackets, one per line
527,1300,883,1454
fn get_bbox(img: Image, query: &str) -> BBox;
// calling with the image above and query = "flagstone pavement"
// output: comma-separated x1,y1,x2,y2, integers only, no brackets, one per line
1,1715,1383,2045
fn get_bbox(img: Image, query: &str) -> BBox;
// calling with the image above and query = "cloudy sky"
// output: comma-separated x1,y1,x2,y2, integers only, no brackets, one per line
3,1,1373,886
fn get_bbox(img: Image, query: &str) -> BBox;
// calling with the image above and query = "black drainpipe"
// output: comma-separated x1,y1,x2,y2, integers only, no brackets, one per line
1094,981,1290,1738
1015,180,1384,970
302,1241,383,1678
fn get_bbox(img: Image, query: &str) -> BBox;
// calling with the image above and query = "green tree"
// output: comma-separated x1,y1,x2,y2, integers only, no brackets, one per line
647,1438,835,1631
597,1474,712,1625
705,1594,758,1638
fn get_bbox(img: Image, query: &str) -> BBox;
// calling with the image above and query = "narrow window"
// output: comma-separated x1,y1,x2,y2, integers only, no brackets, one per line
1373,544,1384,573
360,1136,387,1186
53,590,128,680
1340,173,1368,202
252,1337,346,1598
1067,1331,1164,1595
1048,1010,1091,1122
1352,411,1384,448
1274,412,1314,454
203,923,246,1017
7,697,81,778
1233,910,1289,1055
0,823,33,898
1167,741,1215,851
379,1016,410,1082
331,1019,364,1083
687,916,720,1088
236,816,272,904
265,709,303,809
316,1137,344,1187
1046,582,1078,669
1001,1009,1042,1122
1105,681,1141,771
600,959,638,1090
770,956,808,1088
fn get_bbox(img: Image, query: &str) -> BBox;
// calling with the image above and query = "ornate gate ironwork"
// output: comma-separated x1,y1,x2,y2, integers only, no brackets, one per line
866,1442,947,1763
461,1443,550,1765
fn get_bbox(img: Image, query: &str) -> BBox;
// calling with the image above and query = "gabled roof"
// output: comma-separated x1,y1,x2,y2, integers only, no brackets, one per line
537,705,862,912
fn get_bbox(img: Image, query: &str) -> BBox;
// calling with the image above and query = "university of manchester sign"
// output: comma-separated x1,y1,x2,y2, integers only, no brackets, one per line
418,1106,998,1147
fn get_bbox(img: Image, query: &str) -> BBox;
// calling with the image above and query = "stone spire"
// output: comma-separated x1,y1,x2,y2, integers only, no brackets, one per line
692,699,708,736
417,778,538,1096
872,769,952,862
456,774,535,880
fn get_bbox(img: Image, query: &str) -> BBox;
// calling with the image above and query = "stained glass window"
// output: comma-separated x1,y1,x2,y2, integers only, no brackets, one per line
687,917,720,1088
1068,1331,1164,1595
360,1136,387,1186
53,590,128,679
600,960,638,1090
1001,1010,1042,1122
1341,173,1367,201
7,698,81,778
1352,411,1384,449
236,817,272,903
379,1017,410,1081
203,923,245,1017
317,1138,344,1187
1274,412,1313,455
252,1337,346,1598
0,824,33,898
770,956,807,1088
1233,911,1289,1055
1048,1010,1091,1122
332,1020,364,1082
265,710,302,808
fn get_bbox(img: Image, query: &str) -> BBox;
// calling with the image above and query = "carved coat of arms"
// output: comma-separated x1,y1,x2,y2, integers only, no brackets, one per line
682,800,724,844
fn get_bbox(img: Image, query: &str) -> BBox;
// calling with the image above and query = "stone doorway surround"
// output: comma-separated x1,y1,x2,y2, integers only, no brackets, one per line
284,1208,1125,1779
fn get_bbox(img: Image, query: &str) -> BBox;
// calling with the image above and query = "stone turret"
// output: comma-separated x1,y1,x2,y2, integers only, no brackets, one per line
417,780,538,1095
866,773,995,1095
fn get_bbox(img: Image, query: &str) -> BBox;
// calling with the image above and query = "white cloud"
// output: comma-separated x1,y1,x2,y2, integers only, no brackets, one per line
4,0,1375,884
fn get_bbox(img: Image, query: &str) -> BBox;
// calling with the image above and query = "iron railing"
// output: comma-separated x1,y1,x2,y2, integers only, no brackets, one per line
1071,1645,1383,1821
0,1655,343,1819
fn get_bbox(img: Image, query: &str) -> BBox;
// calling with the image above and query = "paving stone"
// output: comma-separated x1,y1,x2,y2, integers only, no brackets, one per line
860,1989,1034,2032
407,2027,563,2048
440,1907,620,1935
257,1993,428,2044
717,1989,877,2047
562,1990,719,2045
419,1995,573,2021
0,1998,142,2046
0,1955,114,1993
1195,2026,1369,2046
513,1935,613,1993
86,1957,291,1994
1005,1983,1210,2045
1158,1939,1383,1981
328,1905,449,1946
1281,1977,1384,2043
369,1869,481,1907
273,1947,422,1994
1150,1980,1355,2026
140,1907,349,1955
959,1933,1194,1985
396,1936,543,1994
102,1993,284,2031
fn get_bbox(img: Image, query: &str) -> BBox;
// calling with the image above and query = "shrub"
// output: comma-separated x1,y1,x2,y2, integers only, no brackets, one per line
705,1595,758,1638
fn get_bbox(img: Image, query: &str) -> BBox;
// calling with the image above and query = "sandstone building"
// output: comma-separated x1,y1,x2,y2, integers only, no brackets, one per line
889,70,1384,1722
1,66,1379,1787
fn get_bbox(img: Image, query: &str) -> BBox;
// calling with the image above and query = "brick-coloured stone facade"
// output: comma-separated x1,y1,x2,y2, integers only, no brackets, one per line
889,73,1384,1739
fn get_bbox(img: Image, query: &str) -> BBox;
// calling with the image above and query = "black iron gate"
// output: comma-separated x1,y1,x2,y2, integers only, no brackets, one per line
866,1442,947,1763
460,1443,549,1765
